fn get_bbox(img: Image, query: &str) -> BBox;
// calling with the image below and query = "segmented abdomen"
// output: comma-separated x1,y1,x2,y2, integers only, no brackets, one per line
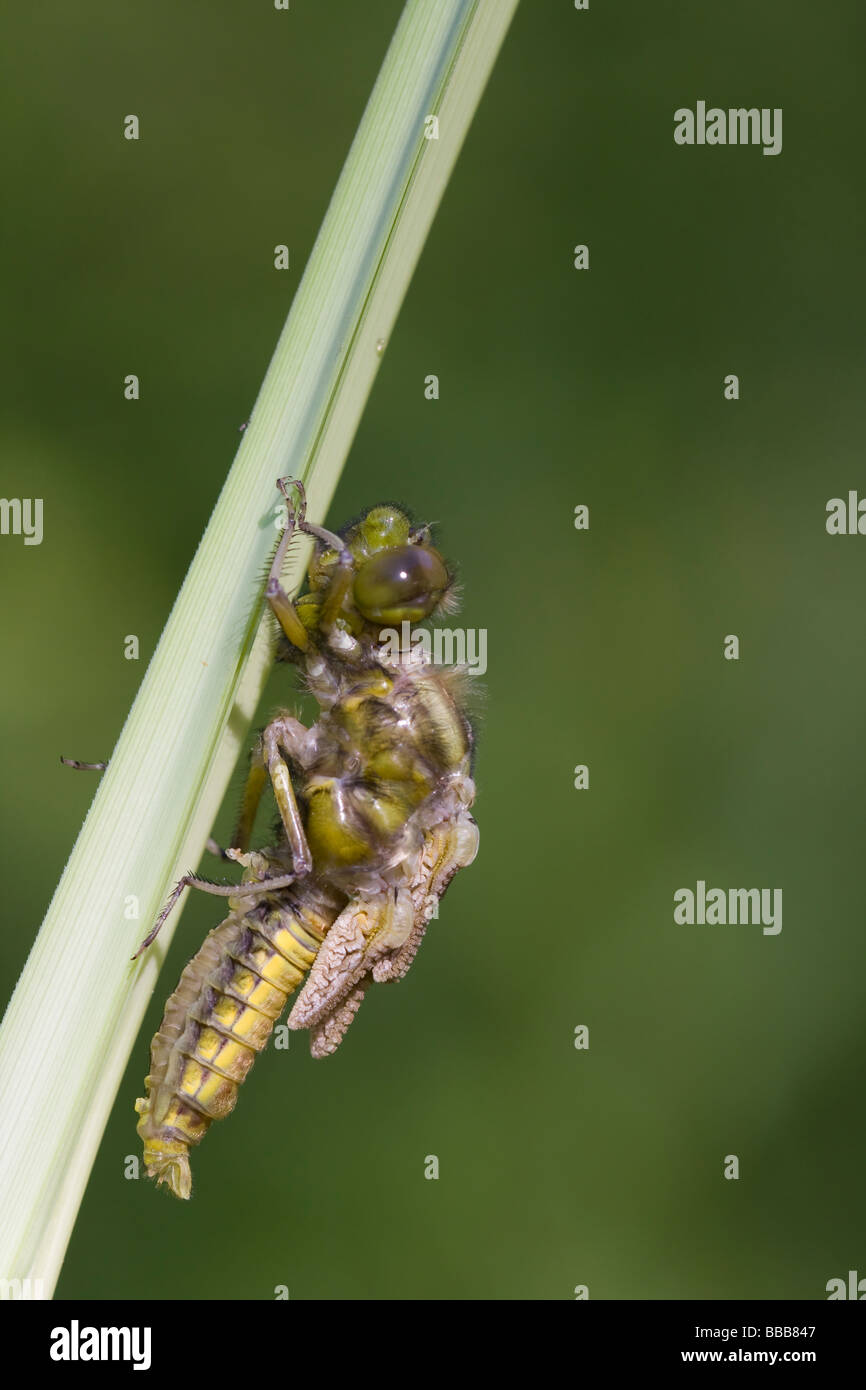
135,880,344,1198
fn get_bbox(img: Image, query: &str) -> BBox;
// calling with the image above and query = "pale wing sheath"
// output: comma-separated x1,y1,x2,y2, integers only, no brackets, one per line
308,984,369,1060
290,800,479,1052
374,806,479,984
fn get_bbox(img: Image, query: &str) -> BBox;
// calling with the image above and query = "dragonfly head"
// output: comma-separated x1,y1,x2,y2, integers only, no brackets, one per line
353,513,451,624
305,504,454,633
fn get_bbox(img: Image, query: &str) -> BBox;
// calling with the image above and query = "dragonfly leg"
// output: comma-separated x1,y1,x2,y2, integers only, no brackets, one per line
265,478,310,650
316,545,354,637
267,476,353,647
133,857,301,959
233,711,315,868
137,706,317,956
232,758,269,852
260,716,314,877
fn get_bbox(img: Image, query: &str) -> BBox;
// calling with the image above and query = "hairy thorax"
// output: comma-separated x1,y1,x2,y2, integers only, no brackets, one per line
298,653,474,884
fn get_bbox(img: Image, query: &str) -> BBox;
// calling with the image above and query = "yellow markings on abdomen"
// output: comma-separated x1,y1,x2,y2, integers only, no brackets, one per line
136,889,339,1199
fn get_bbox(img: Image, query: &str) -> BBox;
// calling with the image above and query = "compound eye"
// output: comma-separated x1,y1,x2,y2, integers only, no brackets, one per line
353,545,449,623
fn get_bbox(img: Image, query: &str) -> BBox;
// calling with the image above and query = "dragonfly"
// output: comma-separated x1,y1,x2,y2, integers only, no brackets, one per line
131,479,479,1197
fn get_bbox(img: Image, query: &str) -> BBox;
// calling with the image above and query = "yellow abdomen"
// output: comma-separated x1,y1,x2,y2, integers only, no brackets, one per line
136,883,340,1198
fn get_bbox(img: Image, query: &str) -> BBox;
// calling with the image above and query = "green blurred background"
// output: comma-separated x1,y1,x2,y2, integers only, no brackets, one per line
2,0,864,1299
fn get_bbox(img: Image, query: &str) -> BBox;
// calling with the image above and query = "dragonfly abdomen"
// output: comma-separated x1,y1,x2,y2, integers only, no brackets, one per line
135,882,341,1198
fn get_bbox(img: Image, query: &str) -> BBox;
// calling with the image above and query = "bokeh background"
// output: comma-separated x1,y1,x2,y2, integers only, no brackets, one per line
1,0,864,1300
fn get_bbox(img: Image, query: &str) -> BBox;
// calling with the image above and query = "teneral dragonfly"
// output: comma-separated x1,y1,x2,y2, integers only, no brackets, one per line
135,480,479,1197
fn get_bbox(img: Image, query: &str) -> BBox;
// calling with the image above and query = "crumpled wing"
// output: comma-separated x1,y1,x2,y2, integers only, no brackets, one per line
290,809,479,1057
